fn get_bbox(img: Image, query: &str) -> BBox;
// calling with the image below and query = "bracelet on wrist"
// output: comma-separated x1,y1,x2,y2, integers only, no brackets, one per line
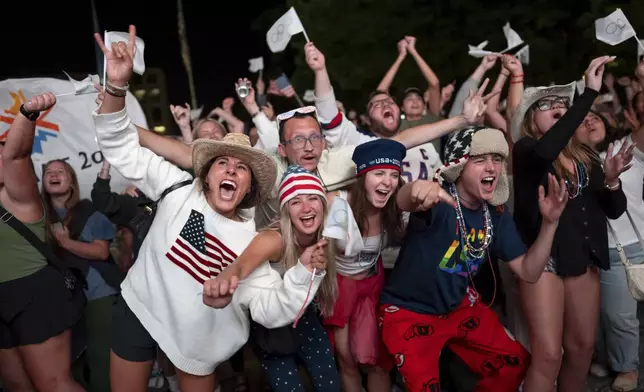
511,73,524,78
105,83,127,97
605,180,620,191
106,81,129,91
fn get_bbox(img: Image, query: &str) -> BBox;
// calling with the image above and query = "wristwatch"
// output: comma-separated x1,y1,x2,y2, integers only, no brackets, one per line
19,104,40,121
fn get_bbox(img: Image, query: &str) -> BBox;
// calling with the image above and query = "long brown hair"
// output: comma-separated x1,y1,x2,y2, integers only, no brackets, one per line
264,195,338,317
521,106,600,184
41,159,81,248
348,174,405,247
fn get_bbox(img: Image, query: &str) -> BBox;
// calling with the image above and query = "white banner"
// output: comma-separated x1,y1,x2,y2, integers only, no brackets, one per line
0,76,148,199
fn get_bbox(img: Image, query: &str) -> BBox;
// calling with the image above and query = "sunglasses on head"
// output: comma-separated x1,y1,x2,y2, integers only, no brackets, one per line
276,106,319,129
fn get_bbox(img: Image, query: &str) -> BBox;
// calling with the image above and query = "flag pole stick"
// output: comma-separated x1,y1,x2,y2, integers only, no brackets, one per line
55,92,76,98
635,36,644,53
294,91,304,107
302,28,310,43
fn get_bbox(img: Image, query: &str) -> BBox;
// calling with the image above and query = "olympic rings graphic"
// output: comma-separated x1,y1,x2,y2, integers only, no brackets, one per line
605,19,627,36
271,24,285,43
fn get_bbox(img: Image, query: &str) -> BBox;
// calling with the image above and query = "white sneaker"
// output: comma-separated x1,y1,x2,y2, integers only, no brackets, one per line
589,362,609,378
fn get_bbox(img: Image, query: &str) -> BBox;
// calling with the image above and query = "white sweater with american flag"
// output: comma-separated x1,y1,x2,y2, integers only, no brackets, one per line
94,108,325,376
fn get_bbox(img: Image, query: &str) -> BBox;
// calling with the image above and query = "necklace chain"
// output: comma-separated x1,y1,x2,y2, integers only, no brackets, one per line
564,160,589,199
449,184,494,261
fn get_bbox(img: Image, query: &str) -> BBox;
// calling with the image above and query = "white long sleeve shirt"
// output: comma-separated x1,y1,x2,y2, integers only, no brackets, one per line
93,108,324,376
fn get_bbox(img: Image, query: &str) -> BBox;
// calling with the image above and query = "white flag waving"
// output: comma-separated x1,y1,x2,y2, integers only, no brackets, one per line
502,22,524,52
248,57,264,73
104,31,146,74
515,45,530,65
595,9,636,46
468,41,494,58
0,76,148,199
266,7,305,53
62,72,101,95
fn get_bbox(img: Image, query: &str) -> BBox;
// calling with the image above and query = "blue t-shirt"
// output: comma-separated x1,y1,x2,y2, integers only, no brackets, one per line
380,198,526,315
56,208,117,300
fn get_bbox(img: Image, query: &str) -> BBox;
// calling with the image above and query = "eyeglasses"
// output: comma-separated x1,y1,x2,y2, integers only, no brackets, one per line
276,106,319,129
535,97,570,111
368,97,396,110
282,134,325,150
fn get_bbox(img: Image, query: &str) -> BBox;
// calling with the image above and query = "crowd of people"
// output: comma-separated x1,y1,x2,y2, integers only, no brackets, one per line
1,22,643,392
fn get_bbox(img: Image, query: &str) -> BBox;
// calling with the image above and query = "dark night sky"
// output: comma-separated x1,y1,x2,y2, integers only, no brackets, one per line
0,0,283,118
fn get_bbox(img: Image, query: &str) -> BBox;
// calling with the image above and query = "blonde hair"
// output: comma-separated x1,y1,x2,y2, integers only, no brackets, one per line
521,106,600,184
263,196,338,317
192,119,226,140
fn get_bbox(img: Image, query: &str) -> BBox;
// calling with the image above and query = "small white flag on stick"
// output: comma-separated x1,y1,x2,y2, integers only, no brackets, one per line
104,31,146,75
266,7,309,53
638,40,644,59
515,45,530,65
56,72,101,97
595,9,640,49
468,41,495,58
190,106,204,121
248,57,264,73
501,22,524,53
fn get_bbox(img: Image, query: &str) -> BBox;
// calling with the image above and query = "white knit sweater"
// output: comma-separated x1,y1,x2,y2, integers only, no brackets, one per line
93,108,325,375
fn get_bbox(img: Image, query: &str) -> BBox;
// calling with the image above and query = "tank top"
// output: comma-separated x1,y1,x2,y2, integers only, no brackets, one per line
333,191,384,276
0,200,48,283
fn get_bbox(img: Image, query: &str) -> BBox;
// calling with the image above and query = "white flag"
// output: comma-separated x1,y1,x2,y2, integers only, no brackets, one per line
595,9,636,46
467,41,494,58
502,22,524,52
104,31,146,75
266,7,305,53
303,89,315,102
0,76,147,199
62,72,101,95
190,105,203,121
248,57,264,73
515,45,530,65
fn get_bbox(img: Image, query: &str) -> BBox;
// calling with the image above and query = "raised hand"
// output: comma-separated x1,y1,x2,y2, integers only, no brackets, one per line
23,92,56,113
397,39,408,57
585,56,616,92
538,174,568,224
624,108,641,130
202,273,239,309
304,42,326,72
94,25,137,86
604,140,636,184
170,103,191,129
480,55,499,71
222,97,235,113
501,54,522,76
409,180,456,210
404,36,417,52
300,239,329,272
235,78,256,107
462,78,499,125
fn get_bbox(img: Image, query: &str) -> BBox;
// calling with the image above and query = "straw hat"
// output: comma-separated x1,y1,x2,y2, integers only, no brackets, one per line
192,133,277,208
510,81,576,142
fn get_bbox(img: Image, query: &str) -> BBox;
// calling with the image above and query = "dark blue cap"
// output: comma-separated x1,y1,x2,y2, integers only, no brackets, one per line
352,139,406,176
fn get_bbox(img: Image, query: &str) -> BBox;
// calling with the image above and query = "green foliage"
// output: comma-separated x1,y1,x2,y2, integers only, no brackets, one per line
256,0,644,109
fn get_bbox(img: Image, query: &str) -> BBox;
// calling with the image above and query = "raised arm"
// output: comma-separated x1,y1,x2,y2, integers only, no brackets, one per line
393,79,495,148
448,55,498,118
502,54,524,121
0,93,56,222
377,39,408,93
94,25,192,200
530,56,612,164
406,36,441,116
169,103,194,143
236,78,280,153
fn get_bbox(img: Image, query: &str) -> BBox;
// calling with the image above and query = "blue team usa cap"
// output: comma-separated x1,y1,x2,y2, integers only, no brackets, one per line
352,139,406,176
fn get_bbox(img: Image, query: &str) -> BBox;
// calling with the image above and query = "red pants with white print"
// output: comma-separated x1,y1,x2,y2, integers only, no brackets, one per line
379,295,529,392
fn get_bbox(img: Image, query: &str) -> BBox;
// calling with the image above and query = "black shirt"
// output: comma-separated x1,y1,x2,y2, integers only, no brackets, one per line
512,89,627,276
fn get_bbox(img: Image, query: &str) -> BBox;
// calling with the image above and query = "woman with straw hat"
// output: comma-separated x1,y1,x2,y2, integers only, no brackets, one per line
93,25,326,392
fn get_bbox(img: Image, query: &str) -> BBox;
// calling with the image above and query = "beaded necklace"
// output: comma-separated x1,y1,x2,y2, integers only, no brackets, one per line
449,184,494,261
564,160,589,199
